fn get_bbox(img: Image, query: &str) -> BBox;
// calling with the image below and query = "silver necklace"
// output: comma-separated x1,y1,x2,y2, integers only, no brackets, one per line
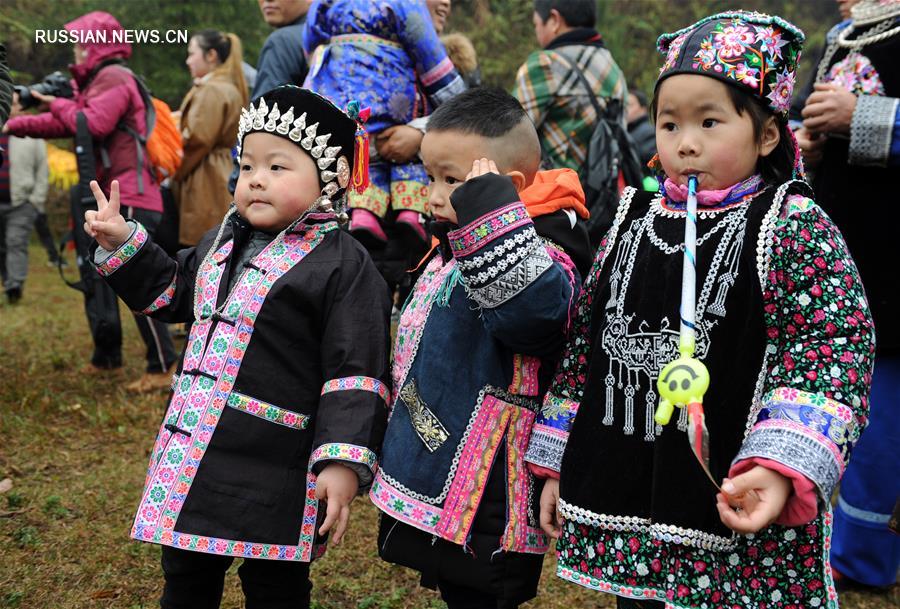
817,17,896,83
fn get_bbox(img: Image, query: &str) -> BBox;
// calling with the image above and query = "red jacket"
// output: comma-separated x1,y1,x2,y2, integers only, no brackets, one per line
6,11,161,212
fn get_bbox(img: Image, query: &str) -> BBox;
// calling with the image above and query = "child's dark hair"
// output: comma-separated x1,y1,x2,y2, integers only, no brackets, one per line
193,29,231,63
533,0,596,28
650,83,795,185
428,86,529,138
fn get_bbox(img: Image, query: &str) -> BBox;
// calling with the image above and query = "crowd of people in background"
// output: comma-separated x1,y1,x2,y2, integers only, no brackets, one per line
0,0,897,608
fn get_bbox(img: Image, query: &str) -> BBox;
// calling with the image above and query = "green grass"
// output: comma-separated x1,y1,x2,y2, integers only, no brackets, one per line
1,244,896,608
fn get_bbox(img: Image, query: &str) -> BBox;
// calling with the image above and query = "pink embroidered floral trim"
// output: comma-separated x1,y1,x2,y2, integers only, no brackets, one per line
392,257,457,404
369,474,443,531
502,405,548,554
421,56,456,86
448,203,530,257
133,472,324,562
142,275,177,314
226,391,310,430
321,376,390,405
309,443,377,471
435,394,512,545
132,224,334,562
96,222,148,276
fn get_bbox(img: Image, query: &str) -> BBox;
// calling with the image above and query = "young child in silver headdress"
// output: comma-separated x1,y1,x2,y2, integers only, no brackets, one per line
84,85,390,609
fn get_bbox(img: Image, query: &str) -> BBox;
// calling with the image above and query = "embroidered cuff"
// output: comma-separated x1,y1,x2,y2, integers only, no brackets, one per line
321,376,390,405
525,424,568,473
92,219,138,264
448,202,531,256
734,420,843,502
94,221,146,277
754,387,858,462
309,443,378,488
849,95,899,167
450,205,553,309
226,391,310,430
141,274,177,314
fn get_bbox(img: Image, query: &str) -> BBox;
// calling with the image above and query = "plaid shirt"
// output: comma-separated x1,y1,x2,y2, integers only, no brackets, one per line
514,32,626,173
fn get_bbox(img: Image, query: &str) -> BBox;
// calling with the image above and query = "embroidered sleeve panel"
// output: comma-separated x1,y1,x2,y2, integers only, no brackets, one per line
95,221,148,277
321,376,390,406
141,271,178,315
448,202,557,309
758,196,875,476
735,418,843,502
738,385,859,500
849,95,899,167
525,422,569,473
448,202,532,257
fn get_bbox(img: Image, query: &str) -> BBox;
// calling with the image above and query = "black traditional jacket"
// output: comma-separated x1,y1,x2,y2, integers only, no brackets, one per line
94,210,391,562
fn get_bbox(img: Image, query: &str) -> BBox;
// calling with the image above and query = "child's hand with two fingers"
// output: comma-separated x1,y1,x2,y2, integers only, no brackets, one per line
84,179,132,252
314,463,359,545
716,465,792,534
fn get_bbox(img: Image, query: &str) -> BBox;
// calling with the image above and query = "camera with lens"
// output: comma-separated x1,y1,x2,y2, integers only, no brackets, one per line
14,71,74,110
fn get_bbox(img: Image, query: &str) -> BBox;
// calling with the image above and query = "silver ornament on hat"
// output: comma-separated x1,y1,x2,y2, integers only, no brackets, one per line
288,112,307,142
276,107,294,135
301,122,319,150
252,97,268,130
264,103,281,131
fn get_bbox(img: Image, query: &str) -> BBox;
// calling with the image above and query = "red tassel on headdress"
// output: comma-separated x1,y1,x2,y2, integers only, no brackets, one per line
346,101,371,194
351,127,370,194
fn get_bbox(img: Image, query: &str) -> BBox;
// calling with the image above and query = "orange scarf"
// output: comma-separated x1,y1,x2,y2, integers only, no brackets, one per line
520,168,590,220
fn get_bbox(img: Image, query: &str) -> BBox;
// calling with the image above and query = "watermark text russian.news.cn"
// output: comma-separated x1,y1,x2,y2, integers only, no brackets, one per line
34,29,189,45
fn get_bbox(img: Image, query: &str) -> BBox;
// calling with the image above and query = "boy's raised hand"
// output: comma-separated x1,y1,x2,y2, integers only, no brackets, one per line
716,465,792,534
465,157,499,181
85,180,131,251
315,463,359,545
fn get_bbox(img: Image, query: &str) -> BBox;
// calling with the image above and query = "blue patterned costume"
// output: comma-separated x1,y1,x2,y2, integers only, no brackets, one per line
303,0,465,216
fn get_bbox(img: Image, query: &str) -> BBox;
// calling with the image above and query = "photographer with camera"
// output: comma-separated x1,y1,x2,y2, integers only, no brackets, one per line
3,11,176,390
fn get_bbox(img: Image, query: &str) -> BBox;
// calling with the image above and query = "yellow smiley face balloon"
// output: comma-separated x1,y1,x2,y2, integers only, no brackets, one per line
654,356,710,426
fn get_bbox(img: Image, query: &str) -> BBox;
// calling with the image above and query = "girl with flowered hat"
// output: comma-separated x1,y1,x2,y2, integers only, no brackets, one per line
525,11,875,608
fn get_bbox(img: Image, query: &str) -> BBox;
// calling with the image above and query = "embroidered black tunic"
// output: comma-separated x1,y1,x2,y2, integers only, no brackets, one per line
94,211,391,561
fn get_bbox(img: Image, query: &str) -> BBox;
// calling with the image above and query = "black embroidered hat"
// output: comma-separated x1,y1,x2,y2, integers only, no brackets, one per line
237,85,371,215
656,11,805,116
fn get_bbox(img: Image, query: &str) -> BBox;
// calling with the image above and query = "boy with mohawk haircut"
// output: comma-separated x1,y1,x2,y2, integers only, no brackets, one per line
371,86,592,609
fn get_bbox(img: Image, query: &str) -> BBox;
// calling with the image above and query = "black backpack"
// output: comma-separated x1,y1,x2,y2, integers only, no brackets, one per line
554,51,643,246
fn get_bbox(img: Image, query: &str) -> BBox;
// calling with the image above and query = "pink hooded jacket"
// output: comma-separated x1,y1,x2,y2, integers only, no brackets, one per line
6,11,161,212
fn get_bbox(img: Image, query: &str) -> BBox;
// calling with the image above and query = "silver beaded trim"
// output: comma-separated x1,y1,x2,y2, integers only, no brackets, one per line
456,226,538,272
557,498,737,552
754,180,796,286
646,199,749,255
462,240,544,286
849,94,899,167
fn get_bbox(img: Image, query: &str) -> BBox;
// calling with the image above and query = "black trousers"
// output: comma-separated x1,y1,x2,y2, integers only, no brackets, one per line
438,578,520,609
71,184,176,371
160,545,312,609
